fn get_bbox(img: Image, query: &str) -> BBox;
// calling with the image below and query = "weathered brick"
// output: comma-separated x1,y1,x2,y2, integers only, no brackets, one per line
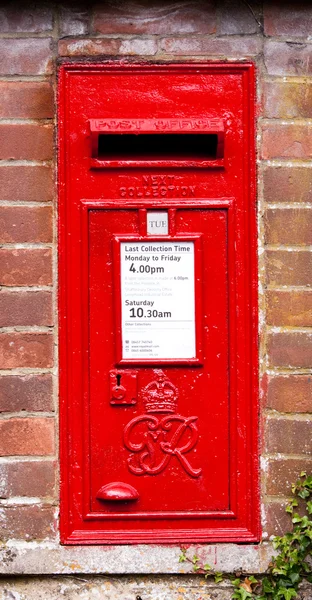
0,506,56,541
218,0,261,34
0,291,53,327
0,333,53,369
264,208,312,246
160,36,262,57
266,290,312,327
266,458,312,496
267,332,312,369
263,80,312,119
0,38,53,75
0,165,53,203
0,124,53,161
266,250,312,286
0,417,54,456
264,3,312,38
264,41,312,76
58,37,157,57
0,249,52,286
119,38,158,56
263,502,292,537
265,417,312,455
267,375,312,413
0,460,56,498
263,166,312,203
59,4,90,36
0,3,53,32
0,374,53,413
58,37,120,57
93,1,216,35
0,82,53,119
262,123,312,160
0,206,52,244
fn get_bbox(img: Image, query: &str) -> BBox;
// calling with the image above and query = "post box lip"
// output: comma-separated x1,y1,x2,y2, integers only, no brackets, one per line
89,118,225,165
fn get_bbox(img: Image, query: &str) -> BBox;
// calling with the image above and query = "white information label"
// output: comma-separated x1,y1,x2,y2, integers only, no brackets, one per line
120,241,196,360
147,211,168,236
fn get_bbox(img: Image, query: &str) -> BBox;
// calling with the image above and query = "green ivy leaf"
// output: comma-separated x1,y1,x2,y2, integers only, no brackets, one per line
232,589,253,600
298,488,310,499
292,514,302,524
277,588,297,600
262,577,275,593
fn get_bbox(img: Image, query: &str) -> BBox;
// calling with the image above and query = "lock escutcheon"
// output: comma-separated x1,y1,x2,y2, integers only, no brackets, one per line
109,369,138,405
111,384,126,401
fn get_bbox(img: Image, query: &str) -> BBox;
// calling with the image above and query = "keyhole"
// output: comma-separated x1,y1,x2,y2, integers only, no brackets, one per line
116,373,122,387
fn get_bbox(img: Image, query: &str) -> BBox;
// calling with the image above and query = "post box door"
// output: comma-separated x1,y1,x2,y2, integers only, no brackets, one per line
59,63,259,544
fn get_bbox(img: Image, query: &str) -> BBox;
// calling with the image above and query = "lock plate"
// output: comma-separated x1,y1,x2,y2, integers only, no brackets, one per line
109,369,138,405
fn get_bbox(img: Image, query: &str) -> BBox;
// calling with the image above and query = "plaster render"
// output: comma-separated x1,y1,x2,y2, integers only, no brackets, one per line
0,542,274,575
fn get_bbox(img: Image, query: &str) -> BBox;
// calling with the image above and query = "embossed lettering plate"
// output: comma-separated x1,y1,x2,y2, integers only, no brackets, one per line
59,63,259,544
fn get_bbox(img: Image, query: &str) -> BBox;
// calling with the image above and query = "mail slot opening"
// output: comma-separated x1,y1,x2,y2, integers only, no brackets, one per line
97,133,219,160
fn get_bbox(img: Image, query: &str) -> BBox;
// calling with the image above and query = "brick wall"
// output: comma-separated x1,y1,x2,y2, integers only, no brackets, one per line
0,0,311,571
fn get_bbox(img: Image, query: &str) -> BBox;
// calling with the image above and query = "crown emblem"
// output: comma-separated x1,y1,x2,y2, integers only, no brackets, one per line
142,370,179,414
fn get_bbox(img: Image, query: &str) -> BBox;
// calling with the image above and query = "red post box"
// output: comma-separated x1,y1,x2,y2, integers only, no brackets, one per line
59,63,259,544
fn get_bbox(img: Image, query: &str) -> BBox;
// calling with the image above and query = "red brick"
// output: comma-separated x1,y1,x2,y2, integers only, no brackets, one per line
118,38,158,56
266,250,312,286
262,123,312,160
218,0,260,34
0,333,53,369
58,37,157,57
59,4,89,36
0,249,52,286
0,291,53,327
263,166,312,203
263,80,312,119
0,460,56,498
0,206,52,244
58,37,119,57
0,38,53,75
160,36,261,57
264,3,312,38
266,290,312,327
267,375,312,413
268,332,312,369
0,165,53,203
266,458,312,496
0,124,53,161
264,208,312,246
263,502,293,537
0,3,53,32
0,506,56,540
0,374,53,413
93,1,216,35
0,82,53,119
0,417,54,456
264,41,312,76
265,416,312,455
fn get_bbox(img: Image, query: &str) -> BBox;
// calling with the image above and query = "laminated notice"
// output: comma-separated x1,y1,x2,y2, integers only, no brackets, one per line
120,241,196,360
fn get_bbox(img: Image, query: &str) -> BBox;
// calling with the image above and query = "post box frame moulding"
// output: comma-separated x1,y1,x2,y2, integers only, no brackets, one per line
58,61,259,545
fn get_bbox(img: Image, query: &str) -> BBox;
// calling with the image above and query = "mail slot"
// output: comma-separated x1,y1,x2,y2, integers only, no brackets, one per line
59,63,259,544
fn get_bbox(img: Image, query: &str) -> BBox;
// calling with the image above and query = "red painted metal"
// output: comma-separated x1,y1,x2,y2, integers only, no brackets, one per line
58,63,259,545
97,482,139,502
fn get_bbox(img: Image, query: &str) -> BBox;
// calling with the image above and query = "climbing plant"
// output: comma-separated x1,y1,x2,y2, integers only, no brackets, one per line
179,472,312,600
